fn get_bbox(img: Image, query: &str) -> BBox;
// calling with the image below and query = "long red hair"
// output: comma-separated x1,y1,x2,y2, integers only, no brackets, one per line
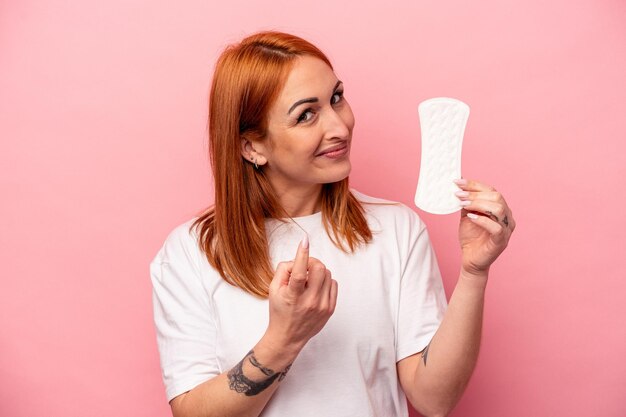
191,31,379,298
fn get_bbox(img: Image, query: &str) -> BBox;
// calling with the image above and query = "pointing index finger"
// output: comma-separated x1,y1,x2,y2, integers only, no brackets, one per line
288,234,309,293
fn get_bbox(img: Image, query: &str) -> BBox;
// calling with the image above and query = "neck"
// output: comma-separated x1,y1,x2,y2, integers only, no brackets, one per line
276,183,323,218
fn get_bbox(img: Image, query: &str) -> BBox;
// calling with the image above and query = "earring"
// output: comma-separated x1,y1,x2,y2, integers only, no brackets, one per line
253,158,259,170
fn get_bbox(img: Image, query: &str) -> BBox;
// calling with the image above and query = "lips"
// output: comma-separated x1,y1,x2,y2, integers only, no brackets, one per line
317,142,348,156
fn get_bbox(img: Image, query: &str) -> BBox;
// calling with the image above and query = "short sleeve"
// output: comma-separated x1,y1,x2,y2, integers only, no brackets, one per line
395,208,448,362
150,224,221,402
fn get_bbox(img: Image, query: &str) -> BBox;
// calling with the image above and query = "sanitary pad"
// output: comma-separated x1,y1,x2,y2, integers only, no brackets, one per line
414,97,470,214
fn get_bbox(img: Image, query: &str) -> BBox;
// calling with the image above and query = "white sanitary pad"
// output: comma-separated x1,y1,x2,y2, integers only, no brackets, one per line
414,97,470,214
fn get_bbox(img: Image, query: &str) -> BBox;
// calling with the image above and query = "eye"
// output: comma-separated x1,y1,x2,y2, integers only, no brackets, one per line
297,109,315,124
331,90,344,105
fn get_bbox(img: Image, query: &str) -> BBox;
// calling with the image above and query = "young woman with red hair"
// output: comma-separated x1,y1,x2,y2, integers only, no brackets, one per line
150,31,515,417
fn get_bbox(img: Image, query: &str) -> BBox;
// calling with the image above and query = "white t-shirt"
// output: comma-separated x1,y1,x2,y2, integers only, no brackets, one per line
150,189,448,417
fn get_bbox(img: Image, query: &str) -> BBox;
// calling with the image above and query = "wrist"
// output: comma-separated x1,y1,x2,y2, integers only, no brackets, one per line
459,267,489,290
460,264,489,279
257,331,303,369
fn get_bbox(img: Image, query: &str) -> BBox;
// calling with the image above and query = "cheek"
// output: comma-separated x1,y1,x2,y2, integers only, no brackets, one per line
276,135,317,160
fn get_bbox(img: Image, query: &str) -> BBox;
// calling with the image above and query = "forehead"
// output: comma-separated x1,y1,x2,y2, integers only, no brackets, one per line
276,56,337,104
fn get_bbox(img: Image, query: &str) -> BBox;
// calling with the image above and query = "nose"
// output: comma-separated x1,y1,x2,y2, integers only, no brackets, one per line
322,107,351,141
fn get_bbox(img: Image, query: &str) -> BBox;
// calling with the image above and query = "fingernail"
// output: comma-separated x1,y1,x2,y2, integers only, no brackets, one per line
459,200,471,207
301,234,309,249
467,213,479,219
455,191,470,198
454,178,468,186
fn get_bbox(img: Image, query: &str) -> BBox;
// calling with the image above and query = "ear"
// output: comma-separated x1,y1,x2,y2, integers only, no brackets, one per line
240,136,268,166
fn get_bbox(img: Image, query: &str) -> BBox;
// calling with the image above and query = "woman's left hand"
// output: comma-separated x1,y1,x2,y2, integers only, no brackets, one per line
454,178,516,277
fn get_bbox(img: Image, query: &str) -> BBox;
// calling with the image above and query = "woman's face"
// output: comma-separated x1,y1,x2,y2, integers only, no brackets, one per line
243,55,355,195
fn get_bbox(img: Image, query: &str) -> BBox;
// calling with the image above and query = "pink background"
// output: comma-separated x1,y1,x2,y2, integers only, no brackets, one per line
1,0,625,416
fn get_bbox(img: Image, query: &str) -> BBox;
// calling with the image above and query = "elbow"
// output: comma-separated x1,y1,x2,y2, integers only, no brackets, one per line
429,408,454,417
410,394,458,417
418,405,454,417
408,378,467,417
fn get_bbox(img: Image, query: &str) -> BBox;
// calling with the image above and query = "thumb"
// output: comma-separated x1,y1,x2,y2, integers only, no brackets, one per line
269,261,294,293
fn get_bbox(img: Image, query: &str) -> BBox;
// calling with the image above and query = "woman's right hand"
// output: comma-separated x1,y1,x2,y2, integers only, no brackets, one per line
265,234,338,354
168,235,337,417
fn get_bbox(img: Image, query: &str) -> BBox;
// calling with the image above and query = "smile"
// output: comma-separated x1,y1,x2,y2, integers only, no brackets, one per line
318,144,348,159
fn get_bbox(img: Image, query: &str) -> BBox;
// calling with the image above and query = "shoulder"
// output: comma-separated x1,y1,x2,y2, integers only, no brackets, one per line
151,217,202,270
166,218,200,245
350,188,426,233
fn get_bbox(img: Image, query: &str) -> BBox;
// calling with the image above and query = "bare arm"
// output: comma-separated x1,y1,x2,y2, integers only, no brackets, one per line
170,334,299,417
397,269,487,417
398,178,515,416
170,236,338,417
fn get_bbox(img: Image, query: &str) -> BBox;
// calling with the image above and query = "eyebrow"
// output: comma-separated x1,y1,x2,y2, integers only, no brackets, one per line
287,80,343,115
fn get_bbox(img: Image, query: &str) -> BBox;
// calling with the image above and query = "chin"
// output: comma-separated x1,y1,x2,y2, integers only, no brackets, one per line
323,162,351,183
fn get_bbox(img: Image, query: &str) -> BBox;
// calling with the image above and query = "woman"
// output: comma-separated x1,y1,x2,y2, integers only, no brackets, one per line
150,31,515,417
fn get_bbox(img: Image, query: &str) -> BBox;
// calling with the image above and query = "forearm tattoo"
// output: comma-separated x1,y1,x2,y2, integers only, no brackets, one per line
248,353,276,376
227,350,292,396
421,343,430,366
